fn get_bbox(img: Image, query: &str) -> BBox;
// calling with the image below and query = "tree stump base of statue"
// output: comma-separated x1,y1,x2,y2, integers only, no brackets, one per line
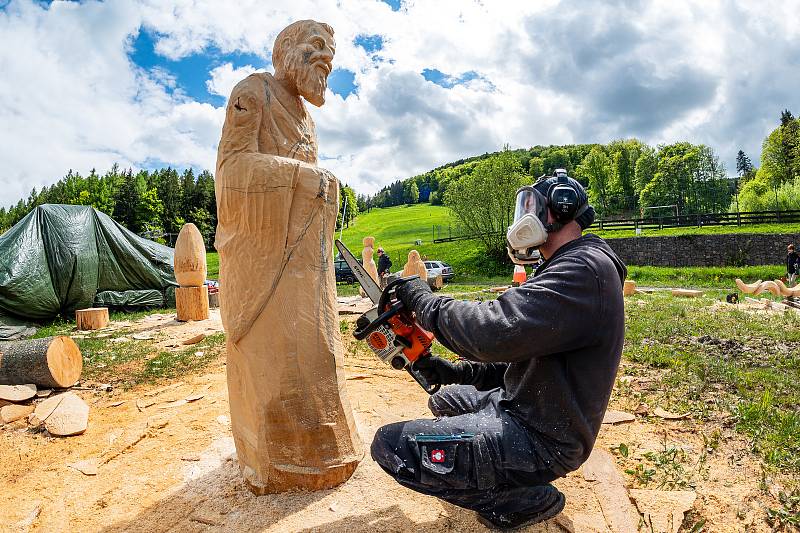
75,307,109,330
176,286,209,321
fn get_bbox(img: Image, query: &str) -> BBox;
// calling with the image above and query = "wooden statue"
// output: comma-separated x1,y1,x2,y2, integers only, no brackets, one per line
362,237,379,283
215,20,361,494
174,223,209,321
401,249,427,280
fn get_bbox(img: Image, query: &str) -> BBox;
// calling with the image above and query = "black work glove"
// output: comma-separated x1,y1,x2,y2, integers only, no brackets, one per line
412,356,466,386
394,276,432,314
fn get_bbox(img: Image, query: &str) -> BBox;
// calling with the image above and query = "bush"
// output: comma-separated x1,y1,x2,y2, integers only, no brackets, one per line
735,172,800,212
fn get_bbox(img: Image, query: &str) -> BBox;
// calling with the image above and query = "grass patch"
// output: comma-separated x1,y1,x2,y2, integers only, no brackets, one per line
136,333,226,382
594,222,800,239
207,252,219,279
623,292,800,472
627,265,786,289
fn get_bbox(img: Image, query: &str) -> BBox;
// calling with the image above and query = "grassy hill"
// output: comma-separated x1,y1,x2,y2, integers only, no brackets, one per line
337,204,507,280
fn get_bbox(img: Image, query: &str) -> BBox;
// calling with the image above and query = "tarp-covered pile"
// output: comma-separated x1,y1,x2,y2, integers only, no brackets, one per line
0,205,177,327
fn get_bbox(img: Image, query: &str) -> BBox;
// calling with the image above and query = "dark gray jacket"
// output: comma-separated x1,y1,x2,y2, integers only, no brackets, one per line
407,234,627,475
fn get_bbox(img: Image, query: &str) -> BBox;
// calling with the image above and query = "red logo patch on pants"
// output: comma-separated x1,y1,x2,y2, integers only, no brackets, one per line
430,449,445,463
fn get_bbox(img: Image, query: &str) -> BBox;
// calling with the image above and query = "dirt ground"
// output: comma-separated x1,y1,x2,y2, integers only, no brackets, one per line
0,313,783,532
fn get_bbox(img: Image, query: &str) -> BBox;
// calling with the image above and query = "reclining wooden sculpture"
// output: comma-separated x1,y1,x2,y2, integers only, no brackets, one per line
215,20,361,494
735,278,800,297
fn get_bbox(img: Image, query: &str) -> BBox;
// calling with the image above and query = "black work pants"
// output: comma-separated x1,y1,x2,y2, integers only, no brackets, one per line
370,385,560,516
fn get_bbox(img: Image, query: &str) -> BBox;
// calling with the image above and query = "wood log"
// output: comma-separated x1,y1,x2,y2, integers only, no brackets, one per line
176,285,209,321
174,223,208,287
428,274,444,291
0,336,82,388
623,280,637,296
671,289,703,298
75,307,109,330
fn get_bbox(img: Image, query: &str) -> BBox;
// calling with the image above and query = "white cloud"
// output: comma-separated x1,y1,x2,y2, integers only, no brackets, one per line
206,63,258,98
0,0,799,208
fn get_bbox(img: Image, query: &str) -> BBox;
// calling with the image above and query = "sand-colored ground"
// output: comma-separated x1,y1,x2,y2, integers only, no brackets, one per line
0,312,781,532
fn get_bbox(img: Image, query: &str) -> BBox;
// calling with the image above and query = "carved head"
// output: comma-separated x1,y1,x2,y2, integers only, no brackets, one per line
408,250,421,263
273,20,336,107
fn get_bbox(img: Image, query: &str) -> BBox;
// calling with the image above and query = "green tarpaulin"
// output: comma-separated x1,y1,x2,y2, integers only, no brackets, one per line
0,204,177,329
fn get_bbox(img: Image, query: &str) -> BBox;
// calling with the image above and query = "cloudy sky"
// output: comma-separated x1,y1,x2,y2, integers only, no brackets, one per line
1,0,799,208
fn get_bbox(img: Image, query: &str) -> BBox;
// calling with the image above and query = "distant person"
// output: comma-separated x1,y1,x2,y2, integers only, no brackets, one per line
377,247,392,289
788,244,799,286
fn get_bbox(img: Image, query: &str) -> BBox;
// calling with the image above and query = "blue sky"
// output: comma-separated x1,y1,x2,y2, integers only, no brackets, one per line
0,0,799,208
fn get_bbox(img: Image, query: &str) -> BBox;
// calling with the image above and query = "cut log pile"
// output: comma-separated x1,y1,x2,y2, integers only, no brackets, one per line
0,336,88,436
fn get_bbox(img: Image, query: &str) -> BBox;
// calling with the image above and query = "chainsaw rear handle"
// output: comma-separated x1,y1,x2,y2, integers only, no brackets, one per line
353,276,421,340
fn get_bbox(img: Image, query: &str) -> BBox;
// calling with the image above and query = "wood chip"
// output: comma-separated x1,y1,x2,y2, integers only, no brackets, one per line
17,501,41,528
346,374,371,381
581,449,639,533
216,415,230,426
634,403,649,416
132,333,154,340
31,393,67,425
144,382,184,397
45,392,89,436
182,334,206,345
68,459,99,476
0,383,37,402
136,398,157,411
190,515,221,526
110,336,131,343
36,389,52,398
181,455,201,461
602,410,636,424
158,399,188,409
1,403,34,423
630,489,696,533
106,401,126,407
653,407,690,420
185,394,204,402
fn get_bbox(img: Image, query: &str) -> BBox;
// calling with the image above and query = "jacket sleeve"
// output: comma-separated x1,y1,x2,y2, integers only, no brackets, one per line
459,361,508,390
408,256,603,363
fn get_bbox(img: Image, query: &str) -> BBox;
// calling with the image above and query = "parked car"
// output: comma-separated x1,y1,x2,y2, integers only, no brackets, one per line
334,256,358,284
424,260,454,280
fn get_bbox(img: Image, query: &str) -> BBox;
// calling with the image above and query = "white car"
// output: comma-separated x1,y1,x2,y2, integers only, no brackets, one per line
424,261,454,280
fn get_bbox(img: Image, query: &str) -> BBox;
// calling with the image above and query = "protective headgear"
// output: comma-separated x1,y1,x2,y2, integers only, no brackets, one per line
506,169,592,264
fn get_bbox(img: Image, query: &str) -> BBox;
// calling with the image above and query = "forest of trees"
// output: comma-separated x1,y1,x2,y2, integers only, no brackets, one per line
0,165,360,246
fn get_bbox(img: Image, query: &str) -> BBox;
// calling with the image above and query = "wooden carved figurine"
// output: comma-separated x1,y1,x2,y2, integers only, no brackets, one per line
174,223,209,321
402,249,427,281
215,20,361,494
362,236,379,283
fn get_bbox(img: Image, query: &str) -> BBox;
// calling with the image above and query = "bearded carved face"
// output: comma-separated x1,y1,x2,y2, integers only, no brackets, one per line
279,25,336,107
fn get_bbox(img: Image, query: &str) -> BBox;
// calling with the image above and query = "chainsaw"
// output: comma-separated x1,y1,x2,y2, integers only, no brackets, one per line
335,240,440,395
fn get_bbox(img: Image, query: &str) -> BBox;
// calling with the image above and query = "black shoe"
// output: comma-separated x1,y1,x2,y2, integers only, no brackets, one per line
476,488,565,531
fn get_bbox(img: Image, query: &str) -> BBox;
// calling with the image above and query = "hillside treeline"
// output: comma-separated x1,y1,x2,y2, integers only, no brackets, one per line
0,166,360,244
736,110,800,212
369,140,734,219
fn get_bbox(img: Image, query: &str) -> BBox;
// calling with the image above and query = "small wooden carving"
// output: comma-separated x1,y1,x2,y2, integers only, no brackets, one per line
362,237,379,283
215,20,361,494
776,279,800,297
75,307,109,330
402,250,427,281
174,223,208,287
175,223,209,322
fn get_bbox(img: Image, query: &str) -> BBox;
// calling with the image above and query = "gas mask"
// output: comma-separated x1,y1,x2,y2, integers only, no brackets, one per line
506,186,549,264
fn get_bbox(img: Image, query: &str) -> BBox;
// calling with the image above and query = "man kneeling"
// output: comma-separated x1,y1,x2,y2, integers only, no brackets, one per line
371,172,627,529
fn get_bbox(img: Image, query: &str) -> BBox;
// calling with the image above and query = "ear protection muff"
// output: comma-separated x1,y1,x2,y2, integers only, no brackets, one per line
547,174,580,224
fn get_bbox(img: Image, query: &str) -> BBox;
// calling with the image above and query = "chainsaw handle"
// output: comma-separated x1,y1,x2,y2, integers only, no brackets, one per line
353,301,403,340
406,364,441,395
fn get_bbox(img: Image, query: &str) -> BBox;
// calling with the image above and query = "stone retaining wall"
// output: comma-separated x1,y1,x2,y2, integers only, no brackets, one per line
603,232,800,267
